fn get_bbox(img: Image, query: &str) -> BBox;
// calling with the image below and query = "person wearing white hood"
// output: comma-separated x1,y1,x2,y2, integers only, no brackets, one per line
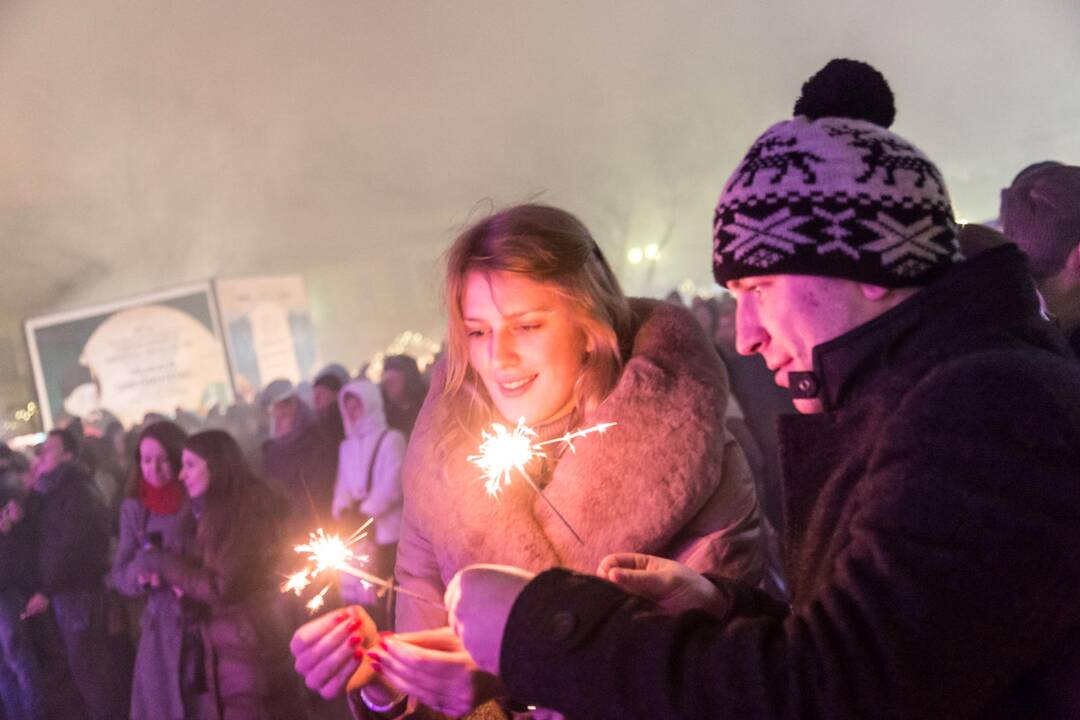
332,379,406,627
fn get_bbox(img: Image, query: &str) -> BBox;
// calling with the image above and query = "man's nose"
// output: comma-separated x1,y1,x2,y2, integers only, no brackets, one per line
734,308,766,357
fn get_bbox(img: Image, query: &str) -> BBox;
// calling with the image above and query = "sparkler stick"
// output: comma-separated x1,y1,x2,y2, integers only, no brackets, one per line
469,418,617,545
518,468,585,545
335,563,445,609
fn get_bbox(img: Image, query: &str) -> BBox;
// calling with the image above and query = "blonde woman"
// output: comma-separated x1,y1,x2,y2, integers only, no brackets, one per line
293,204,776,719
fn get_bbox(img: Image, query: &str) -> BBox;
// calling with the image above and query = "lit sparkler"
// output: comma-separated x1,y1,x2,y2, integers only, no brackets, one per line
468,418,617,545
284,520,444,613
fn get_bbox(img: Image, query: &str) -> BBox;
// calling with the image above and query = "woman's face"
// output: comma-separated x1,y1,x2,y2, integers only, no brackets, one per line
139,437,175,488
179,449,211,499
342,393,364,424
462,270,589,425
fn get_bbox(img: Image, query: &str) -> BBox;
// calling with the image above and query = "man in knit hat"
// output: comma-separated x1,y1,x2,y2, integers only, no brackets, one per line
444,60,1080,719
1000,161,1080,357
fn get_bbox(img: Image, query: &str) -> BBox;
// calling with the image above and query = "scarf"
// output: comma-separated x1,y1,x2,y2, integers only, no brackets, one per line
139,478,184,516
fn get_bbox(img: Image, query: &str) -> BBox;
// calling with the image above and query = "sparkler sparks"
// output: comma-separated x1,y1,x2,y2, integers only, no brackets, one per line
468,418,617,544
284,520,444,613
281,569,312,596
305,585,331,613
294,525,370,576
468,419,541,496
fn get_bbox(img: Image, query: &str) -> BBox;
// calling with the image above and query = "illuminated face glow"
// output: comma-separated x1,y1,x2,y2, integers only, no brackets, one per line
462,270,589,425
726,274,873,414
139,437,175,488
179,449,211,499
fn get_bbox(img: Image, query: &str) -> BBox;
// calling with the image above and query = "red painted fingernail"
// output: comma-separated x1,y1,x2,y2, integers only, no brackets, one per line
367,652,381,663
334,611,349,623
345,620,360,633
371,662,383,673
353,647,365,660
348,635,362,646
378,640,389,651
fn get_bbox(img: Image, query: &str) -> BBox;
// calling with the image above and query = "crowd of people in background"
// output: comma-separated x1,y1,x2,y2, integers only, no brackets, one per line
0,356,429,720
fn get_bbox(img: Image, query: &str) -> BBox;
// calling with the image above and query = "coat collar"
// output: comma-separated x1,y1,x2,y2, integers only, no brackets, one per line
807,245,1058,412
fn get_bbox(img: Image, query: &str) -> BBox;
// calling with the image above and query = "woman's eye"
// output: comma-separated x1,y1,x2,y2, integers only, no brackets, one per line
466,328,487,338
517,323,540,332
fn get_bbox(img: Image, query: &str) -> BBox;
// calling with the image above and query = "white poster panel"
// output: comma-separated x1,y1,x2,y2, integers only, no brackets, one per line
25,283,234,430
213,275,319,400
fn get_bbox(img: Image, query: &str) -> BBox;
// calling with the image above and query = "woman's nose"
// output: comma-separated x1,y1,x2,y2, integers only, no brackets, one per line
492,329,518,367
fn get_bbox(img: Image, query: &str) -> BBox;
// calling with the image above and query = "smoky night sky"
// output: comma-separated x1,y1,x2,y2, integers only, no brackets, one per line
1,0,1078,395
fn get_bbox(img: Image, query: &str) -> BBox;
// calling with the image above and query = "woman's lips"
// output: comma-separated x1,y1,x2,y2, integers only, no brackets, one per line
497,374,537,397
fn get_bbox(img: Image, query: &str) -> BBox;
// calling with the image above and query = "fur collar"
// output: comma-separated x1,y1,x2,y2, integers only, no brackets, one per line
401,298,734,584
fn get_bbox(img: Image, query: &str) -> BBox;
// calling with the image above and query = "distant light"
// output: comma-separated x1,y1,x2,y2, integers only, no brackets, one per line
627,247,644,265
8,432,45,451
644,243,660,260
956,216,969,226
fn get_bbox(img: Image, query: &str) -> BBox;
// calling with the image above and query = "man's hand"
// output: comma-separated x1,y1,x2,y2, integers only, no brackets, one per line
20,592,48,620
445,564,535,675
598,553,730,617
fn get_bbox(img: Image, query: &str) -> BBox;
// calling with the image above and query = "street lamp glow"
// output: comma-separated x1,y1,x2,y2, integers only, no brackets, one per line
627,247,644,265
644,243,659,260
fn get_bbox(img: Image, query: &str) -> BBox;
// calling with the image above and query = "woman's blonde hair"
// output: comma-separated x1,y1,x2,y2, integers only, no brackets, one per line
440,204,633,445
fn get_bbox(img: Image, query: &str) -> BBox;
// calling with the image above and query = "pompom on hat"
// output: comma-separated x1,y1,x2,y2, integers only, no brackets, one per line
713,59,961,287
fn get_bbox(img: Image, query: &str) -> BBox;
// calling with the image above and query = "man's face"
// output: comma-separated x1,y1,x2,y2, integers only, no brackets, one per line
312,385,337,414
270,402,298,439
727,274,872,413
35,435,70,477
381,369,407,407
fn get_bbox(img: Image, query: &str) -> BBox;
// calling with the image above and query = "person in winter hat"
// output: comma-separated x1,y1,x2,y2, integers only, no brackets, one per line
446,59,1080,720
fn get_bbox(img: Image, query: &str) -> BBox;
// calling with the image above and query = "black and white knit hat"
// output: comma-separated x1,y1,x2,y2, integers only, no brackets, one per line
712,59,961,287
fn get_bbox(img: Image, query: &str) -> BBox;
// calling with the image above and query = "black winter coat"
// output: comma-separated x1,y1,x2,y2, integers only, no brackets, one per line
35,462,110,595
499,246,1080,719
0,491,37,593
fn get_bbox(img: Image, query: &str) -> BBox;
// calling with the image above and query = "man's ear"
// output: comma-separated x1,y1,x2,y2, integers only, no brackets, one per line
1063,243,1080,277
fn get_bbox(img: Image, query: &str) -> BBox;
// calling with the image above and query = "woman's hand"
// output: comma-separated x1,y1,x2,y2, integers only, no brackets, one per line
290,606,378,700
371,627,497,718
597,553,729,616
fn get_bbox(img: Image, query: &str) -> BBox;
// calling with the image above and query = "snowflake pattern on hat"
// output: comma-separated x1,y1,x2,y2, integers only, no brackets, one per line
713,118,960,287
